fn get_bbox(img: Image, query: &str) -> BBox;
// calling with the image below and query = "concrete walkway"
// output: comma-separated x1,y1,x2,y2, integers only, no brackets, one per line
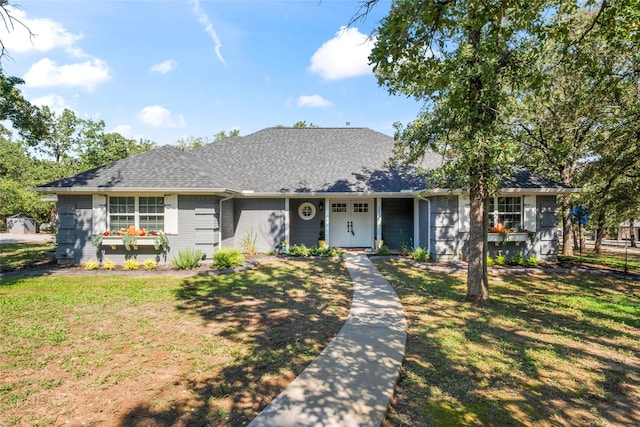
248,252,407,427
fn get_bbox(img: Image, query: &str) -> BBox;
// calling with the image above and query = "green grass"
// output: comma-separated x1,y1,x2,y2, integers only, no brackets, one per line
559,251,640,273
0,259,352,426
0,242,56,269
373,259,640,427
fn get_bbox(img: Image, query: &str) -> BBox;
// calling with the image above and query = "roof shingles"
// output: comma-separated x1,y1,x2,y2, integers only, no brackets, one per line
37,127,572,194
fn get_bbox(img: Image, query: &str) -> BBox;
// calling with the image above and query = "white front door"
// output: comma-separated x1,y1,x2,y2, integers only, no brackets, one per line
329,200,373,247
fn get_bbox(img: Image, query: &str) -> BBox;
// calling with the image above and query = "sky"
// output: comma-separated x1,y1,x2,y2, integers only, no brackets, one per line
1,0,423,146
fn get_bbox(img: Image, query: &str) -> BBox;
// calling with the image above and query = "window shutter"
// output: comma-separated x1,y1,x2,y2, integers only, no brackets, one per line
458,196,470,233
92,195,107,234
164,195,178,234
523,195,536,232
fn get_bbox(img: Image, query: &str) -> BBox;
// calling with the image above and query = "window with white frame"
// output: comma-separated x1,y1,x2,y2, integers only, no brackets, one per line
488,196,522,229
108,196,164,231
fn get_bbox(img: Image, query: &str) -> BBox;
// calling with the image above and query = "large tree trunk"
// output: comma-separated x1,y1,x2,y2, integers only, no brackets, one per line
466,179,489,303
630,218,637,248
561,198,574,256
594,212,606,254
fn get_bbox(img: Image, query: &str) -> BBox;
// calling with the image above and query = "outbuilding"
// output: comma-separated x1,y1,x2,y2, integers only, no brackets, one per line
6,213,37,234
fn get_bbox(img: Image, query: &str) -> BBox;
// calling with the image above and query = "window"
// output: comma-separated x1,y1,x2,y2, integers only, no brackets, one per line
332,203,347,213
109,196,165,231
353,203,369,213
489,197,522,229
298,202,316,220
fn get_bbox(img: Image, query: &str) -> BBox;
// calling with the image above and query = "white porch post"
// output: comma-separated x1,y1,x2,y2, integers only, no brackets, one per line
284,198,290,247
376,197,382,248
324,197,330,247
414,197,420,249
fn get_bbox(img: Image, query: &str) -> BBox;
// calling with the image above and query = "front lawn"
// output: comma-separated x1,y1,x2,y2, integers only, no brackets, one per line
0,259,352,426
373,259,640,426
0,241,56,270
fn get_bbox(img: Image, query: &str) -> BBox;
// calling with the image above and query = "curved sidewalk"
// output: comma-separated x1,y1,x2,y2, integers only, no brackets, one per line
248,252,407,427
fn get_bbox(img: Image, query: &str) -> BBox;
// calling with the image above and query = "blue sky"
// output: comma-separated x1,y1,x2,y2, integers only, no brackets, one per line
1,0,422,146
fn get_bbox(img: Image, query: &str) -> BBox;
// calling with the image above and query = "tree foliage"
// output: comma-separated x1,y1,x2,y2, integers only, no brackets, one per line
368,0,557,302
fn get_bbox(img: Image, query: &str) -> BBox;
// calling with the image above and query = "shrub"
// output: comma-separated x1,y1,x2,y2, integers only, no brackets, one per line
288,244,311,257
377,245,390,256
511,252,525,266
143,258,157,270
411,247,430,262
526,256,539,267
308,246,343,257
172,248,203,270
123,259,139,270
84,259,99,270
241,229,257,256
213,248,244,270
494,253,507,266
103,258,116,270
486,255,493,267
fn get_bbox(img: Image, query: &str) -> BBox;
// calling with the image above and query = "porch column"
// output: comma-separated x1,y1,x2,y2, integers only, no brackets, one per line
324,197,330,247
284,198,290,247
414,197,420,249
376,197,382,248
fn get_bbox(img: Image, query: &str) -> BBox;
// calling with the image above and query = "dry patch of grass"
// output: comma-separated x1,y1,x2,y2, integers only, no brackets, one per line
0,259,352,426
373,259,640,427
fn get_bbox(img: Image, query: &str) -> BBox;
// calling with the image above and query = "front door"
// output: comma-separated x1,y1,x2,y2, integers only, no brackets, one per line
329,200,373,247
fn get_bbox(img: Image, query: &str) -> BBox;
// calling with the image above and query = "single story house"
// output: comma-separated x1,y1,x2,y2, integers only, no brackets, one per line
35,127,575,265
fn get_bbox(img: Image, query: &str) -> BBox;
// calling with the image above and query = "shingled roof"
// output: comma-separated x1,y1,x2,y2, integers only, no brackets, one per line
36,127,573,194
36,145,232,192
194,127,442,193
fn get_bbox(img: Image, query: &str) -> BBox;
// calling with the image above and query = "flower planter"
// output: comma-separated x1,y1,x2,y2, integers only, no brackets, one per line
101,236,161,250
487,233,530,246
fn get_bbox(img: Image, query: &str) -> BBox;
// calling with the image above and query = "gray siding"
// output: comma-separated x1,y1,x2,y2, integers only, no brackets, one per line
56,195,95,264
431,195,459,261
220,198,235,248
535,195,559,260
174,195,219,258
234,198,285,253
418,199,430,251
290,199,324,247
381,198,413,250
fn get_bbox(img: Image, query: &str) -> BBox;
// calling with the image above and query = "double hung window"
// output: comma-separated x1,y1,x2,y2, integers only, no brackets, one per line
488,197,522,230
108,196,165,231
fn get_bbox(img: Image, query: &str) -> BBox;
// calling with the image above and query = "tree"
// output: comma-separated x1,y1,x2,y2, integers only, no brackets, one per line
512,13,609,256
176,136,206,151
79,119,155,169
366,0,558,302
213,129,240,141
0,72,47,143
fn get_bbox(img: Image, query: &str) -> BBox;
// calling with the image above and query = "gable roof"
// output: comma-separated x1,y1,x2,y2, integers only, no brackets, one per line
36,145,232,193
35,127,575,195
194,127,442,193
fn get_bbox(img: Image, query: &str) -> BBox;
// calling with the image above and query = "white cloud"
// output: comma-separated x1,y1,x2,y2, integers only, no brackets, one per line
30,94,71,113
191,0,227,67
112,124,133,137
309,26,375,80
297,94,332,108
150,59,177,74
0,7,84,56
138,105,186,128
24,58,111,91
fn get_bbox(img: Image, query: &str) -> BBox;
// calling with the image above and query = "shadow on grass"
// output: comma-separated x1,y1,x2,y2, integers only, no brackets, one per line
117,259,352,426
374,259,640,427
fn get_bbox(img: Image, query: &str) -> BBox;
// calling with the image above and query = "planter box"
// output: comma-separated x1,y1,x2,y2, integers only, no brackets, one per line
101,236,160,250
487,233,530,246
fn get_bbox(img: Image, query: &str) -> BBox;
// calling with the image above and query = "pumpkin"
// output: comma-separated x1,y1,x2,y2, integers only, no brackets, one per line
494,222,505,233
128,225,136,235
